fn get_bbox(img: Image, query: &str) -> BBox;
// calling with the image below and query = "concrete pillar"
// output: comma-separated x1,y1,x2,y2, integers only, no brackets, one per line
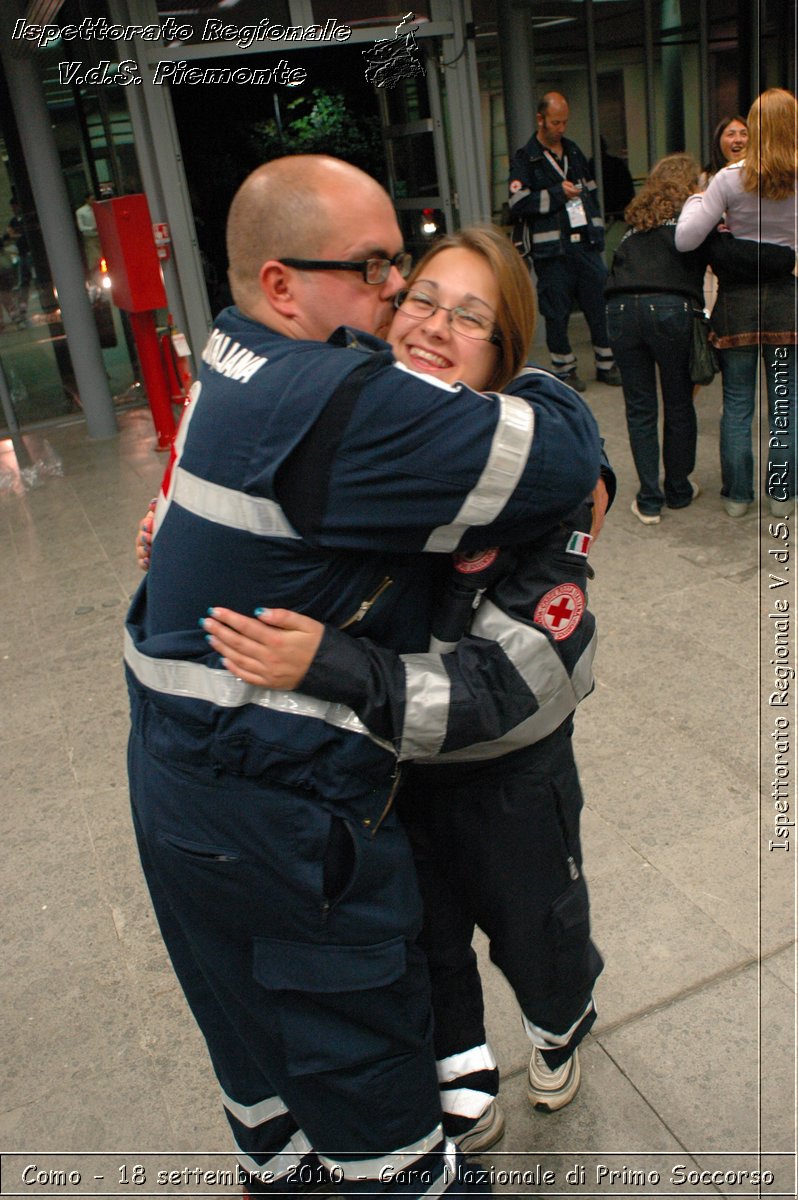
661,0,685,152
443,1,492,224
122,0,212,359
584,0,604,218
642,0,657,168
497,0,537,162
0,2,117,439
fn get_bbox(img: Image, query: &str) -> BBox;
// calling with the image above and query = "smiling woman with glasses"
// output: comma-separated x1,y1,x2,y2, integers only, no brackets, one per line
278,251,413,284
386,226,531,390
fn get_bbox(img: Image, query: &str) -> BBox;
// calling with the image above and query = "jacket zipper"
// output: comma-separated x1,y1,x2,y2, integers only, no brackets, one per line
369,764,403,838
339,576,393,629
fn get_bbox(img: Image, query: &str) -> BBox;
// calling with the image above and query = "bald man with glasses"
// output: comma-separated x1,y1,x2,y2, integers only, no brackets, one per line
125,155,600,1198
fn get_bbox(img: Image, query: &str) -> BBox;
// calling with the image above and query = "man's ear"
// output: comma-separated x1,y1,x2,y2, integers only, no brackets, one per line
259,260,297,315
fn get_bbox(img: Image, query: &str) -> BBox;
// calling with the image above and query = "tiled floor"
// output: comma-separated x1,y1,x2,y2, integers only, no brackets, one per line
1,331,795,1198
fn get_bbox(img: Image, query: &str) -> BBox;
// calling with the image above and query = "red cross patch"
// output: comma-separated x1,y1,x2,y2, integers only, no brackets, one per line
509,179,523,193
454,547,499,574
533,583,585,640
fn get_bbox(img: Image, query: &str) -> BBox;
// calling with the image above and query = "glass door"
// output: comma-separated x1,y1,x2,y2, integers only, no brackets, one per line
376,44,454,261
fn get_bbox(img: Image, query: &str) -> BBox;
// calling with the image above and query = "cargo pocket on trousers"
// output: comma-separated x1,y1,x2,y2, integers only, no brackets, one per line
253,935,416,1076
549,875,593,993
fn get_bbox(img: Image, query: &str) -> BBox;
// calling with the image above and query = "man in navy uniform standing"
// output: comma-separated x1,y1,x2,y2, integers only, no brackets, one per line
509,92,622,392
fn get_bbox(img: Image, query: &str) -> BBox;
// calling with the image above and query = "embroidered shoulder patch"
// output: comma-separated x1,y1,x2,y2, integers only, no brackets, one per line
453,548,500,574
533,583,585,640
509,180,522,193
566,531,592,557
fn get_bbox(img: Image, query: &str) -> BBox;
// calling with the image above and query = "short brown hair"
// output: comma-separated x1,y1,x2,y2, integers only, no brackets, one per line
408,226,536,392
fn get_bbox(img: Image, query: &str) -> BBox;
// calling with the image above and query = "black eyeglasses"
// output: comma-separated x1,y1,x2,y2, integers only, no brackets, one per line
394,289,502,345
278,252,413,285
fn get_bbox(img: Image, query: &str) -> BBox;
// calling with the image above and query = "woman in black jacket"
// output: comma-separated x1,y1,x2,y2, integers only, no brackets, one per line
605,154,707,522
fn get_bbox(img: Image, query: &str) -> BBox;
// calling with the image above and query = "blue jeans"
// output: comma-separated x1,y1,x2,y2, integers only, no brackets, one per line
606,293,696,514
718,344,797,504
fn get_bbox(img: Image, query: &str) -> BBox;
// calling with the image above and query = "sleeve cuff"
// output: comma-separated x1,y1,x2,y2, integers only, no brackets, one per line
301,624,374,710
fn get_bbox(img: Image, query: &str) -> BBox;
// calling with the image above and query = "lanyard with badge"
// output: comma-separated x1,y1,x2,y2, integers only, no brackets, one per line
544,150,588,228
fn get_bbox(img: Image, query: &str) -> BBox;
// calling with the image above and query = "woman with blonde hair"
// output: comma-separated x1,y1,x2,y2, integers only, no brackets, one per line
676,88,797,517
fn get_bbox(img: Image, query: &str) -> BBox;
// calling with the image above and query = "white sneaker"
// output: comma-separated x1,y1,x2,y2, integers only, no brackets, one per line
527,1047,581,1111
454,1099,506,1153
631,499,661,525
723,499,750,518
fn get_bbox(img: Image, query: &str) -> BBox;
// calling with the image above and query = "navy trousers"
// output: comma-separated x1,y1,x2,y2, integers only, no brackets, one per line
128,692,477,1197
399,722,603,1136
535,244,613,375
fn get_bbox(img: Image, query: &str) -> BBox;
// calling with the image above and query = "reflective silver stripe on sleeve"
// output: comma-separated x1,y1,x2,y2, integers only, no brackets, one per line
591,216,605,227
586,179,598,190
124,630,395,754
170,465,300,538
423,393,535,554
399,653,451,759
221,1089,287,1127
532,229,561,244
414,599,597,762
318,1125,445,1176
508,187,530,208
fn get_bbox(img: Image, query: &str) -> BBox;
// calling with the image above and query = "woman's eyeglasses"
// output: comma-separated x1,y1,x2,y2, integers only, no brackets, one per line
394,288,502,344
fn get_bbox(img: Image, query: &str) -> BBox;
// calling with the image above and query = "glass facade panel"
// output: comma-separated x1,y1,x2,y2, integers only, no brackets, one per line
153,0,292,46
387,132,440,200
2,0,790,435
384,72,431,125
312,2,431,26
0,0,141,434
475,0,793,228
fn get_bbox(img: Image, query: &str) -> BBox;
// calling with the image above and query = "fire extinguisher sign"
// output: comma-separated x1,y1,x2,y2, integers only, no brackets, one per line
153,222,171,261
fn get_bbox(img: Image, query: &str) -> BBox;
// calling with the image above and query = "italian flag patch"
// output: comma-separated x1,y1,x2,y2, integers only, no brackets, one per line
566,531,592,557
